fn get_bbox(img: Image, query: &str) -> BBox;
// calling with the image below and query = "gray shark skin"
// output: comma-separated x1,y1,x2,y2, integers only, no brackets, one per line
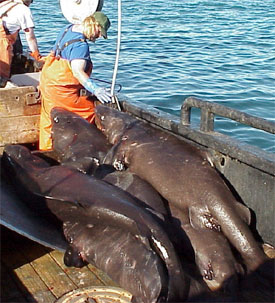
51,107,168,217
100,168,169,217
51,107,112,174
94,104,270,291
167,204,243,292
2,144,190,302
63,221,168,303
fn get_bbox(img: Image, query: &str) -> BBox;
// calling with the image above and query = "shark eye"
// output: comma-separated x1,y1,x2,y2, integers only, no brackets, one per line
53,116,59,123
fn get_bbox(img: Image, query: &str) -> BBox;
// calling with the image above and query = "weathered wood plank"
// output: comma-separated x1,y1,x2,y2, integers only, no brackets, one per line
14,263,57,303
23,244,77,299
0,115,40,131
0,115,39,145
1,228,57,302
1,262,28,303
50,250,105,288
0,86,40,116
0,85,40,151
1,228,117,302
2,247,56,303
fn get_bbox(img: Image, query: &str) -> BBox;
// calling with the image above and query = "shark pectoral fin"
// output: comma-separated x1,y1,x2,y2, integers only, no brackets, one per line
233,202,251,225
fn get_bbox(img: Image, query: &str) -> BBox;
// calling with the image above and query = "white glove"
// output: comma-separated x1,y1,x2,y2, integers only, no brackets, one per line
83,78,112,104
93,86,112,104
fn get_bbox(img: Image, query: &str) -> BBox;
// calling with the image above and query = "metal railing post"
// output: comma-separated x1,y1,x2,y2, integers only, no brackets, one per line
181,96,275,134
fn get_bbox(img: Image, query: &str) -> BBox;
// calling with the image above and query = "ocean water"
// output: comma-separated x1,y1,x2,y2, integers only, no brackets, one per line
23,0,275,152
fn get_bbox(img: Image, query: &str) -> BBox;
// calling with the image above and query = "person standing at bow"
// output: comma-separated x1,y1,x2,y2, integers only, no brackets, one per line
39,11,112,151
0,0,41,86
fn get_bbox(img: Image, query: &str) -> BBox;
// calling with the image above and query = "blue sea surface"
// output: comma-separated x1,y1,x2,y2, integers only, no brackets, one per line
23,0,275,152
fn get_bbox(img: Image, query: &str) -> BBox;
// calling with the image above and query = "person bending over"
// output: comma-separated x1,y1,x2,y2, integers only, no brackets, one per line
39,11,111,151
0,0,41,86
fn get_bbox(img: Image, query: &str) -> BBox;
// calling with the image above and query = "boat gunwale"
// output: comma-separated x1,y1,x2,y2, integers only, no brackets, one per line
119,95,275,176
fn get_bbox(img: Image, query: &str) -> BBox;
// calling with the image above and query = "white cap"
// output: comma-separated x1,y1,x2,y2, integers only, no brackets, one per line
60,0,104,24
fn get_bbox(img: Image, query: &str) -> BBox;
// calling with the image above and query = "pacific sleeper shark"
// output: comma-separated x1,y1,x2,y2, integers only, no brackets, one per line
2,144,190,303
94,104,271,292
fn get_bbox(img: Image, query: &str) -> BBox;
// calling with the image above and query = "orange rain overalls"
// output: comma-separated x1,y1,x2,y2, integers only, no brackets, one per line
0,1,19,79
39,41,95,151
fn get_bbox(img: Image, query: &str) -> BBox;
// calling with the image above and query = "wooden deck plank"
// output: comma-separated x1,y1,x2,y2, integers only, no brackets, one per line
1,228,69,302
23,244,78,299
1,262,28,303
2,246,56,303
13,262,57,303
1,228,57,302
49,250,105,288
2,221,274,302
0,227,119,302
1,227,120,303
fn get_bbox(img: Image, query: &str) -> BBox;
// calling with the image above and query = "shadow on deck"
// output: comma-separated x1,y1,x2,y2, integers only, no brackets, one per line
1,227,117,302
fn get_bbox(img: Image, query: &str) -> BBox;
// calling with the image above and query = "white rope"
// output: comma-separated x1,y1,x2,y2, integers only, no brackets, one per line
110,0,122,110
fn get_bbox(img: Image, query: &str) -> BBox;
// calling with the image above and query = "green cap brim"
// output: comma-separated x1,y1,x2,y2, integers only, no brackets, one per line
101,29,107,39
93,12,110,39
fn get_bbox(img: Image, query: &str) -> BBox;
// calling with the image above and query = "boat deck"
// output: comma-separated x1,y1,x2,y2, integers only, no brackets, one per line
2,226,274,303
1,227,118,302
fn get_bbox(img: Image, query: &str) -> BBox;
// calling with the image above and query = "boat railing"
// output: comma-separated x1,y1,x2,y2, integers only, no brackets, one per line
181,96,275,134
121,96,275,175
120,95,275,245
